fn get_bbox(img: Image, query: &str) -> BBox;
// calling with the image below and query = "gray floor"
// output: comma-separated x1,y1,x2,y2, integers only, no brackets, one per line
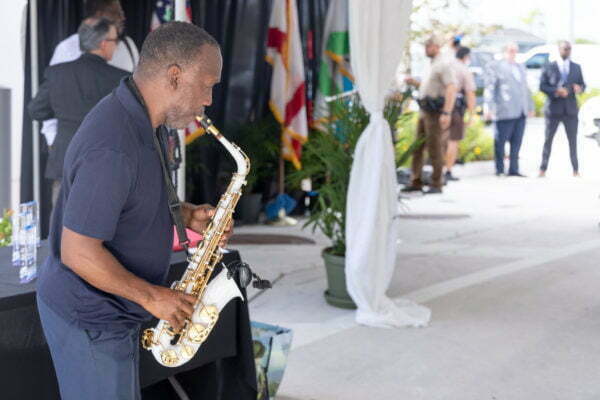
235,118,600,399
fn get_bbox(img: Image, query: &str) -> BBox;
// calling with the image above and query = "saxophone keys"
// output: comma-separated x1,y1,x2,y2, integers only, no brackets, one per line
181,344,195,358
164,323,177,336
141,329,155,349
187,323,209,343
200,305,219,322
160,350,179,366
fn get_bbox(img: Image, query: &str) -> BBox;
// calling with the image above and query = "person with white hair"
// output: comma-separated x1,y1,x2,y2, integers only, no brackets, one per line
40,0,139,148
484,42,534,177
28,18,129,206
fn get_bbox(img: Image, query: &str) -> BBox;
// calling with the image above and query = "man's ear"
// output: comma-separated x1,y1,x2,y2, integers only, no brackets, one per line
99,40,109,57
166,64,182,90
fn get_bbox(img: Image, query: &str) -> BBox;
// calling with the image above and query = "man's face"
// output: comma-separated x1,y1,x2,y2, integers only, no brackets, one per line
559,43,572,60
425,43,439,58
99,1,125,35
504,45,518,62
164,45,222,130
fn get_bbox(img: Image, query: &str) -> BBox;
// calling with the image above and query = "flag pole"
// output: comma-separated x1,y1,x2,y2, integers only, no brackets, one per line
174,0,186,201
278,154,285,194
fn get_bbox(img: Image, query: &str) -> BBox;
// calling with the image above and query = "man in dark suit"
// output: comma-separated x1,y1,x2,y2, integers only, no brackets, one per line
538,41,585,177
29,17,129,204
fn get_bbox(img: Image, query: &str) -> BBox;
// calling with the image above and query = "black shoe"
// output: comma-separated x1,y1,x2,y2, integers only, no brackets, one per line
495,172,504,177
401,185,423,193
507,172,527,177
424,187,442,194
445,171,459,181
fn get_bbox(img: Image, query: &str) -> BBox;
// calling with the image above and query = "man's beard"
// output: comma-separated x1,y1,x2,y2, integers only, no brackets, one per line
165,107,194,130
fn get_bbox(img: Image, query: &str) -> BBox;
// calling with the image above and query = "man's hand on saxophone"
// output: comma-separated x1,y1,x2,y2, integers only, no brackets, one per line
182,202,234,248
141,286,197,332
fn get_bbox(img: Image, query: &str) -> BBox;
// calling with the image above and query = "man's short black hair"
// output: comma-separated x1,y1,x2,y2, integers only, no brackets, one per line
136,21,219,77
85,0,118,18
456,46,471,60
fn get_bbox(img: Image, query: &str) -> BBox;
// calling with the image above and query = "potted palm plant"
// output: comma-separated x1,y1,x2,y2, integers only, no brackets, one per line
288,93,413,308
233,115,280,224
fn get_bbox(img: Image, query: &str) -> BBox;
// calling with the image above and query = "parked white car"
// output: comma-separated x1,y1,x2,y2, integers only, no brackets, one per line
517,44,600,91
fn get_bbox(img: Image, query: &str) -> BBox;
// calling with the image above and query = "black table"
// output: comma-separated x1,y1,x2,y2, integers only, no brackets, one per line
0,242,257,399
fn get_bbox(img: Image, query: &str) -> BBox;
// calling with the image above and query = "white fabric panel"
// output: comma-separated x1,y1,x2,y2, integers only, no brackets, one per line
346,0,431,328
0,0,28,212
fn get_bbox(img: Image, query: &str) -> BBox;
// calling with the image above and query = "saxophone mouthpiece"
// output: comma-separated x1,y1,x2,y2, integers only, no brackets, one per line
195,115,220,137
196,115,211,129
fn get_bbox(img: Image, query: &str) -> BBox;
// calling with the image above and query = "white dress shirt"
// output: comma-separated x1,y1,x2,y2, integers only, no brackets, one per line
510,63,521,82
559,58,571,85
41,34,139,145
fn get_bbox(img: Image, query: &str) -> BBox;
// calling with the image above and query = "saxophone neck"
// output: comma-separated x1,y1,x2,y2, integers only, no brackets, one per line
195,116,250,176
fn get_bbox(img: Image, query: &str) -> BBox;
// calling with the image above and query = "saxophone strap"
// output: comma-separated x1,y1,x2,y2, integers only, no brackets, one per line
153,126,190,250
125,77,189,250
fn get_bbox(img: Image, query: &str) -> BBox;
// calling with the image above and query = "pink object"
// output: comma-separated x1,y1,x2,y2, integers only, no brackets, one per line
172,227,204,252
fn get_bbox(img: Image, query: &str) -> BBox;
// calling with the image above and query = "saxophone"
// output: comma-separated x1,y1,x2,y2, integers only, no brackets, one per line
141,116,250,367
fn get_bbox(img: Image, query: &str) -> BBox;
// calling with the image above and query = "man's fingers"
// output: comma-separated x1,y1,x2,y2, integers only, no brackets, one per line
169,313,183,332
194,204,215,218
175,309,188,324
178,297,195,316
182,293,197,305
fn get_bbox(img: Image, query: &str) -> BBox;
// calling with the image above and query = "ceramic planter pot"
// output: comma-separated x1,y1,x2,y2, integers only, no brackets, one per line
322,248,356,309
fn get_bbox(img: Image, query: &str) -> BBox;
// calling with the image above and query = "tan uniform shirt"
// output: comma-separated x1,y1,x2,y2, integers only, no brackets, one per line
420,54,457,98
453,59,476,93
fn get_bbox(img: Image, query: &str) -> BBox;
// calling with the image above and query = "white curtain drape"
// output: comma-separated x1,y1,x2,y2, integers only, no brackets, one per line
345,0,431,328
0,0,27,212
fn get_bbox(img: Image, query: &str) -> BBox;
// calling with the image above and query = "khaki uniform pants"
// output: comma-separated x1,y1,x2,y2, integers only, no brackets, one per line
410,112,444,189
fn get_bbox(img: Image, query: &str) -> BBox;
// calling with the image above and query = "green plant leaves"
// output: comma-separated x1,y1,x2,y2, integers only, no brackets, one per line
288,93,412,256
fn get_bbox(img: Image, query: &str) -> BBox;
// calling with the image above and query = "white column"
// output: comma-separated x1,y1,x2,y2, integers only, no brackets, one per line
175,0,187,201
30,0,41,207
0,0,27,212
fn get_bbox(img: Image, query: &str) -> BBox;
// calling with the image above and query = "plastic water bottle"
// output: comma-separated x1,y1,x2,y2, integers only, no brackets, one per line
19,220,37,284
12,202,38,283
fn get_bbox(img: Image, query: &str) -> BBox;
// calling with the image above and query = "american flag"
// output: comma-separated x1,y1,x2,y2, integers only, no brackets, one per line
266,0,308,169
151,0,192,29
151,0,203,144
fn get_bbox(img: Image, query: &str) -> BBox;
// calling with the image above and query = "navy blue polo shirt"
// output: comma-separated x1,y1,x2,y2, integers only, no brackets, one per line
37,79,173,331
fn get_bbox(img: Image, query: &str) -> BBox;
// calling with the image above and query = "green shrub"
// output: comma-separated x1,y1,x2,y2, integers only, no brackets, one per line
0,209,12,247
394,112,419,167
533,91,546,117
458,116,494,162
395,113,493,165
533,88,600,116
577,88,600,107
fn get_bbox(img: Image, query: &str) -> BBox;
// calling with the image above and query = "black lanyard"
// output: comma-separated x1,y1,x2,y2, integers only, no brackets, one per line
125,77,190,250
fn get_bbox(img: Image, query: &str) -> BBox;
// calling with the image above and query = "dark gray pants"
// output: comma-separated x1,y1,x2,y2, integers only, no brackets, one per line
540,115,579,173
494,115,526,175
37,295,141,400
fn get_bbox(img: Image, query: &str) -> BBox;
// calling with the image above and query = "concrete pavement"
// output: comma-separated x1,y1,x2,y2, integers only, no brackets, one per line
234,118,600,399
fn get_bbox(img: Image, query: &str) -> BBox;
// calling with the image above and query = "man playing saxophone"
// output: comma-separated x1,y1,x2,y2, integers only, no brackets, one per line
36,22,227,399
